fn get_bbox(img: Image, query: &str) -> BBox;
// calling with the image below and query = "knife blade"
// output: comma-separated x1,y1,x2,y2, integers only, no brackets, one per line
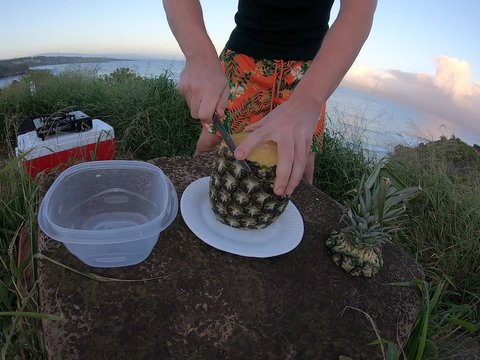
212,113,251,172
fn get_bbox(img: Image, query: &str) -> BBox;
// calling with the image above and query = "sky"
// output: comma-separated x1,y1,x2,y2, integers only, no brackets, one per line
1,0,479,144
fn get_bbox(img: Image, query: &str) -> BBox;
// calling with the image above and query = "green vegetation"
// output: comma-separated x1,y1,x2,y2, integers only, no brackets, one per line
387,138,480,358
313,126,375,201
391,137,480,299
0,62,28,78
0,69,478,359
0,68,198,159
0,157,50,359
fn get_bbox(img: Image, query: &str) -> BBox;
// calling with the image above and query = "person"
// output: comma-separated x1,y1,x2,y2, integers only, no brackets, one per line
163,0,377,196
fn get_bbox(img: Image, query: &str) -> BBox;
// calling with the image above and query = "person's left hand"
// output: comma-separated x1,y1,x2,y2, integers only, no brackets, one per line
234,99,320,196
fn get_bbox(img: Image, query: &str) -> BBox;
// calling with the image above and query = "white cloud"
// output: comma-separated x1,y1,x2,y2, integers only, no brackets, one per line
344,64,396,88
342,56,480,144
433,56,480,107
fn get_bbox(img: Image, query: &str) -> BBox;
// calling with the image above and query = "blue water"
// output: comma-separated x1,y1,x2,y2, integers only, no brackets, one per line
34,59,185,80
326,86,428,157
0,74,23,88
0,59,428,157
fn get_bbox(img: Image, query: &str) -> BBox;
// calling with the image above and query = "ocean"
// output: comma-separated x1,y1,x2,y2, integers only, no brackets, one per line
0,59,427,157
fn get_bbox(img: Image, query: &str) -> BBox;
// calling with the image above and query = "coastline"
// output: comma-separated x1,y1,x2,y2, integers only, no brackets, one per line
0,56,133,79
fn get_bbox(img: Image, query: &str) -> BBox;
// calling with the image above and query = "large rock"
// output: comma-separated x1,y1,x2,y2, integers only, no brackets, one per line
37,152,423,360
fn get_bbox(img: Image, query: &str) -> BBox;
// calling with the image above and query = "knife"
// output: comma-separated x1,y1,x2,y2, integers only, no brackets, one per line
212,113,251,172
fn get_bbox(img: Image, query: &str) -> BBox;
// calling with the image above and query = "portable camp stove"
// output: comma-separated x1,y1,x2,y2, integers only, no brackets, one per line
33,111,94,140
16,110,115,177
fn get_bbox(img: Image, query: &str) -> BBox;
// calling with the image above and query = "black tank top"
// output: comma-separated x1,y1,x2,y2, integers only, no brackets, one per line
226,0,335,60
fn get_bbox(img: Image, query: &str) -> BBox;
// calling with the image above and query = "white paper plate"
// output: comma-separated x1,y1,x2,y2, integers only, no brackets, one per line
180,177,304,258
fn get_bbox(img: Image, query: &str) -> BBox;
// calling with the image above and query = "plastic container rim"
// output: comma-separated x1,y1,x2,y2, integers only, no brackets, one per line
38,160,178,244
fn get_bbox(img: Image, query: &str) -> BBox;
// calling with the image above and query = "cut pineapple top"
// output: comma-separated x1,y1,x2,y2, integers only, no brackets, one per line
229,132,278,167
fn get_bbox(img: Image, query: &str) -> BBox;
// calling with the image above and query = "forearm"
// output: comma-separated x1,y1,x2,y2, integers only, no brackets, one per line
163,0,229,122
290,0,377,111
162,0,218,60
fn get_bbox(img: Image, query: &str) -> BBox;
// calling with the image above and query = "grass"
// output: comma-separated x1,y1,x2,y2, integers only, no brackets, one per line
390,137,480,295
1,68,199,160
0,156,48,359
387,137,480,358
313,123,375,202
0,69,478,359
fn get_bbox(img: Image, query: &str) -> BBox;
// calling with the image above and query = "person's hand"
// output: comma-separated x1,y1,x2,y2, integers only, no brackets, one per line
177,55,230,123
234,99,320,196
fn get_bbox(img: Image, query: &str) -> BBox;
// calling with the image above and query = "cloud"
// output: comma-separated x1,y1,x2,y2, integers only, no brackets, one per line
433,56,480,107
342,56,480,144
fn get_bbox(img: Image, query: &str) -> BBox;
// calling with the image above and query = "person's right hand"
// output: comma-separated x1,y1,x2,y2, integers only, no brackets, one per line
177,54,230,123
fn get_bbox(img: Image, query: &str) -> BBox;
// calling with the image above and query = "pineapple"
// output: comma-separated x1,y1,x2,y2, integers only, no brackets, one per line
326,158,421,277
209,132,289,230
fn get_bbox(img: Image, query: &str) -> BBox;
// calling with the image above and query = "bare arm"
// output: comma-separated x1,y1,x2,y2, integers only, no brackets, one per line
163,0,229,121
163,0,216,60
290,0,377,110
236,0,377,196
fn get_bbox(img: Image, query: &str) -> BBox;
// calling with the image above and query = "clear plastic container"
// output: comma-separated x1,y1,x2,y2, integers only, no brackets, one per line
38,160,178,268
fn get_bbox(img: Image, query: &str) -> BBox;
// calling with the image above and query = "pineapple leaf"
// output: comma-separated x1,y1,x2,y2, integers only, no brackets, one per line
379,161,409,189
383,207,407,224
394,186,422,200
364,157,385,190
383,195,406,214
384,205,406,218
367,230,384,238
377,176,388,225
348,174,365,205
340,209,356,228
365,184,372,214
358,193,367,217
365,214,377,224
383,187,420,214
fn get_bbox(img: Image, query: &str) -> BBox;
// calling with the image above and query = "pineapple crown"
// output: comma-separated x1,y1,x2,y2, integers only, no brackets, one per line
339,158,421,247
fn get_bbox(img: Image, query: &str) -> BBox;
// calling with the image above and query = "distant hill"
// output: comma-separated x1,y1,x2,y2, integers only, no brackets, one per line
0,56,130,78
393,136,480,183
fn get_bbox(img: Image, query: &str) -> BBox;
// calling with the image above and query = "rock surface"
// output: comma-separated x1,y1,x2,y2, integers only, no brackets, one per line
38,152,423,360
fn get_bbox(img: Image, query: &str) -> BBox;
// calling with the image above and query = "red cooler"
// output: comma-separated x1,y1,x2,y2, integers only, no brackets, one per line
15,111,115,177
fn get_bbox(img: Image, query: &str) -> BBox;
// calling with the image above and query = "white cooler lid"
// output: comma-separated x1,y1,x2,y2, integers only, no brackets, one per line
16,119,115,160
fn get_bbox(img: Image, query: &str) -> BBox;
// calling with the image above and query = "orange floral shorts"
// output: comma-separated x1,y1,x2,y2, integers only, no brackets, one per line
206,48,326,152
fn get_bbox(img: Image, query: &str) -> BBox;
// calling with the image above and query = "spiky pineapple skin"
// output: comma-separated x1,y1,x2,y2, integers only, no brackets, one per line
209,146,288,230
326,230,383,278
